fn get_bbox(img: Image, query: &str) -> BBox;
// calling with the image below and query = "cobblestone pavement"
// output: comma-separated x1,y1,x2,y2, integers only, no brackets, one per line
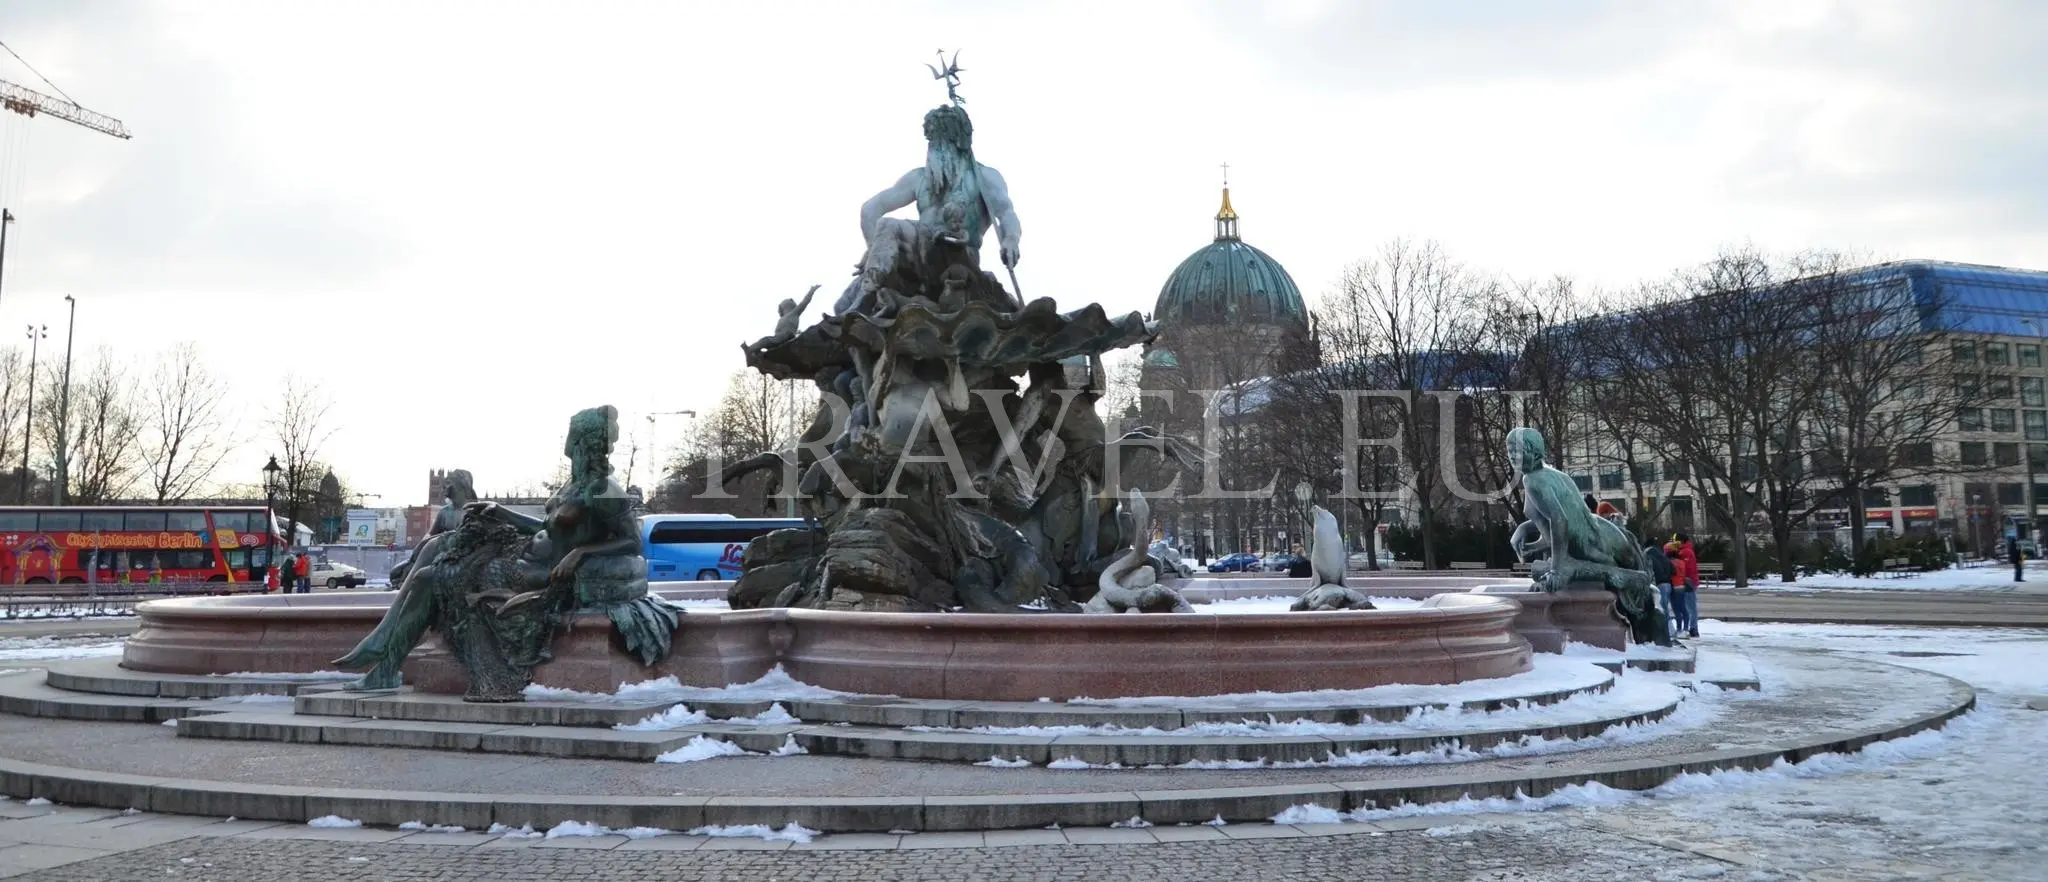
26,821,1743,882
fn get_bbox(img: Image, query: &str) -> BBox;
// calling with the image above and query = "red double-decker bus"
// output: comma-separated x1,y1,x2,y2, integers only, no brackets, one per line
0,505,281,587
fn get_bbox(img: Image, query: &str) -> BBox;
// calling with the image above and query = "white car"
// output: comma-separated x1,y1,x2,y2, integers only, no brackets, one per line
308,560,367,589
1346,550,1397,570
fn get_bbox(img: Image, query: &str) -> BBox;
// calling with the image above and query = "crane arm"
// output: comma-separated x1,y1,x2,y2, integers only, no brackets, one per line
0,78,129,140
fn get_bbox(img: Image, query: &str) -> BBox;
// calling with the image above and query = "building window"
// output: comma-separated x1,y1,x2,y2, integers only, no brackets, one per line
1631,462,1658,484
1996,442,2021,467
2000,483,2025,506
1961,442,1988,466
1960,408,1984,431
1990,375,2015,398
1862,487,1891,508
2029,411,2048,441
1986,342,2011,366
2022,344,2042,369
1956,374,1982,398
2023,376,2044,407
1993,409,2018,433
1899,485,1937,506
1900,442,1936,467
1598,471,1624,491
1895,377,1923,399
1663,461,1690,481
1953,342,1977,363
1669,496,1695,527
1572,474,1591,492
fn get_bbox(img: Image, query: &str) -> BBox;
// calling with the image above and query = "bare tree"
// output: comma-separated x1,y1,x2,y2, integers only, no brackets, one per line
0,347,27,501
268,376,335,548
1595,249,1831,585
139,342,234,504
35,349,143,505
1326,239,1488,568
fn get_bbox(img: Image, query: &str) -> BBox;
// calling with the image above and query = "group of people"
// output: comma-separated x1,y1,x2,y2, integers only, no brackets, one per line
1586,495,1701,640
274,553,312,594
1644,533,1700,639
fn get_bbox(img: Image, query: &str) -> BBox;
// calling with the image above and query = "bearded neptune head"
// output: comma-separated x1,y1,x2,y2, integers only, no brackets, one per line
922,105,973,154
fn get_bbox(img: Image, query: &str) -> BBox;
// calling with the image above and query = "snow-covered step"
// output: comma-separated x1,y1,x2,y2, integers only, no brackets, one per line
175,710,801,760
0,672,290,723
44,657,356,699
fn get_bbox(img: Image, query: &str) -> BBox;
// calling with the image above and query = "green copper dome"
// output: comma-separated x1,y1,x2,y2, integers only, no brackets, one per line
1152,188,1306,328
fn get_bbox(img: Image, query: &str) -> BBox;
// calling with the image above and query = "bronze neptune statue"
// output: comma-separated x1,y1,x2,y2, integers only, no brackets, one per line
335,406,679,700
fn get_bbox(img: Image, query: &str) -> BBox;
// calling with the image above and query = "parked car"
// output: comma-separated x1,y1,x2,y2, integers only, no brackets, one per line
1207,552,1262,573
1268,553,1308,575
1346,550,1397,570
309,559,367,589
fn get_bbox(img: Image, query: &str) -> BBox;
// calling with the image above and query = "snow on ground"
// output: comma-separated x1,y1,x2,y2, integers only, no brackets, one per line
1743,559,2047,592
1335,619,2048,880
0,606,137,620
914,673,1687,739
0,636,125,661
1190,596,1422,615
524,665,860,704
1066,653,1610,708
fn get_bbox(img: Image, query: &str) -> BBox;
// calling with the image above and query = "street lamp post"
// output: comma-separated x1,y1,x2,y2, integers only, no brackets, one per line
1293,481,1312,552
19,325,42,505
263,456,282,590
53,295,74,505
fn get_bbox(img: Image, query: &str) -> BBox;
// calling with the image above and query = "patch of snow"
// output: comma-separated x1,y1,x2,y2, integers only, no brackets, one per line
524,664,857,704
24,798,51,807
724,702,799,726
544,820,608,839
1744,561,2047,592
1270,804,1345,825
307,815,362,828
686,823,818,843
914,673,1684,741
654,736,752,764
398,821,466,833
766,735,807,757
205,694,294,705
1064,654,1609,708
1204,815,1228,826
160,719,178,727
0,637,124,661
1046,757,1093,770
1109,816,1154,828
487,823,542,839
975,756,1033,768
210,671,360,681
616,704,709,731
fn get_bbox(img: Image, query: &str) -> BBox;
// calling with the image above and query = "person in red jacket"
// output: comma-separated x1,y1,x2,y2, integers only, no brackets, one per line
1669,532,1700,638
294,554,312,594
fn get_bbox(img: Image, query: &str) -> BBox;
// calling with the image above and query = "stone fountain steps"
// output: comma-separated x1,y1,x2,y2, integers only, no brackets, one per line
175,711,804,761
289,668,1617,731
168,688,1680,766
0,674,289,723
44,659,354,699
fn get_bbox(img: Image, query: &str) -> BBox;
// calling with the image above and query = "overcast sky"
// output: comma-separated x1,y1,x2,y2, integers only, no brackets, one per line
0,0,2040,506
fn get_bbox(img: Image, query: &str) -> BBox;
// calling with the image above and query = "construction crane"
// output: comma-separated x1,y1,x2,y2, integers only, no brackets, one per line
0,77,129,139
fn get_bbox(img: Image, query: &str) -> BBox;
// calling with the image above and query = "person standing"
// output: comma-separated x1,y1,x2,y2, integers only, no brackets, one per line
1670,532,1700,638
295,554,312,593
279,553,296,594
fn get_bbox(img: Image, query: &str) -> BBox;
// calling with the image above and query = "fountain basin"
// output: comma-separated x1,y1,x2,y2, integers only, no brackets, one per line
123,591,1531,701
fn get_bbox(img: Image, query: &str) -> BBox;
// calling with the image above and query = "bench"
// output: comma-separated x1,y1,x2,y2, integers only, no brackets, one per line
1882,557,1916,578
1448,561,1488,570
1510,562,1532,574
1394,560,1426,570
1696,562,1725,584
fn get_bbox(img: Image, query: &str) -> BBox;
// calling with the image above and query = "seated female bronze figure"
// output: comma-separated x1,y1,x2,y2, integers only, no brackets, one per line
334,405,678,701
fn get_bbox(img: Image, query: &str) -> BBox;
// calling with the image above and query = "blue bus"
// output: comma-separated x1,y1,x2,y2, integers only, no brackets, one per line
641,514,807,582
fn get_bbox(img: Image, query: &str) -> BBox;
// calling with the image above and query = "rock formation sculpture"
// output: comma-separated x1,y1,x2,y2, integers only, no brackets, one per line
1291,505,1376,611
335,406,681,700
1505,426,1671,646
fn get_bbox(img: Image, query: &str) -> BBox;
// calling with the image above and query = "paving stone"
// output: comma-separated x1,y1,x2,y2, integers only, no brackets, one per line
976,828,1069,847
1059,826,1158,845
1215,823,1307,839
614,835,709,851
788,833,901,850
532,834,627,849
391,831,498,847
0,843,113,875
233,824,409,843
1149,824,1229,842
895,831,985,849
695,836,793,850
922,791,1141,831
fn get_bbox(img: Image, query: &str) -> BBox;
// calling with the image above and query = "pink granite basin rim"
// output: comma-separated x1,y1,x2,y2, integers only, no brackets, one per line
125,589,1534,700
